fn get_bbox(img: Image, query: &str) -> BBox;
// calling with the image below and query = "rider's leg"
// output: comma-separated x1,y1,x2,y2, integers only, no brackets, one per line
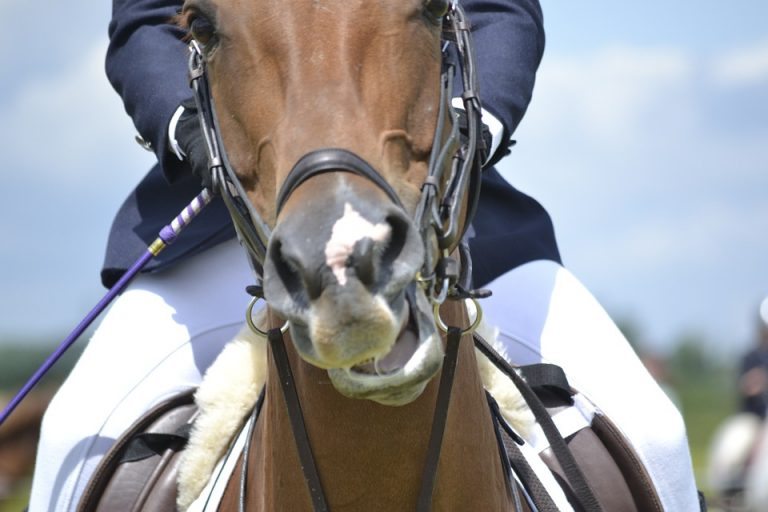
482,259,701,512
28,239,253,512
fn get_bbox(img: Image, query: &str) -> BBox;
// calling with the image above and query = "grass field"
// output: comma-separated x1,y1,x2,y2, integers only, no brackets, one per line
1,482,29,512
677,367,738,505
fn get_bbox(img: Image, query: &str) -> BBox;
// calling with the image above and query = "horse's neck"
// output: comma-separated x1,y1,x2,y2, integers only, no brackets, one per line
229,307,511,511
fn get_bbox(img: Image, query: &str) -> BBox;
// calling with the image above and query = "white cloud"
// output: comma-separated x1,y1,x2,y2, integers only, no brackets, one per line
0,35,155,336
505,41,768,350
0,40,151,186
591,200,768,271
711,39,768,87
0,0,21,22
528,45,694,146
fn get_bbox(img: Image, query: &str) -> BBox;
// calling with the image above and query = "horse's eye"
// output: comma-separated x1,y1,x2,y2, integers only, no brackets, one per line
424,0,450,21
189,14,217,46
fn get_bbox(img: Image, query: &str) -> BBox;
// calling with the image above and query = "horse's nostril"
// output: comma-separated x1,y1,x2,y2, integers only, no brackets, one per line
354,212,411,292
269,238,319,306
381,213,409,271
351,237,376,286
303,267,323,301
267,201,421,307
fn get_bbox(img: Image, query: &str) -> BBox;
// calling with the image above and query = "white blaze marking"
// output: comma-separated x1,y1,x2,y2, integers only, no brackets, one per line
325,203,390,286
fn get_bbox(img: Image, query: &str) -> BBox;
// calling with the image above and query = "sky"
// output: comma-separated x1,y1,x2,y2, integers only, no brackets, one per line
0,1,766,359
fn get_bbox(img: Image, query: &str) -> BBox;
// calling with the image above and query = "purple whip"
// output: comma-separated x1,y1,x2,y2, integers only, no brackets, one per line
0,189,214,427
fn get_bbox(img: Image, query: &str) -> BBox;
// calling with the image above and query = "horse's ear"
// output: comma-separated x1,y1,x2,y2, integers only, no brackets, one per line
424,0,450,20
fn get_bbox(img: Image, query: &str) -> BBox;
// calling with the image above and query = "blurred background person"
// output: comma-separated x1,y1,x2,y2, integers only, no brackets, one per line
708,296,768,509
739,297,768,419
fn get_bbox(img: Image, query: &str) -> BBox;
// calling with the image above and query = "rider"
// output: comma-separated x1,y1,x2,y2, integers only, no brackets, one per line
738,297,768,418
29,0,701,510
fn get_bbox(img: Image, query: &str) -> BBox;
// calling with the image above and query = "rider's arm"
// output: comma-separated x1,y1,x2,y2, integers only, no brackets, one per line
106,0,192,182
461,0,545,164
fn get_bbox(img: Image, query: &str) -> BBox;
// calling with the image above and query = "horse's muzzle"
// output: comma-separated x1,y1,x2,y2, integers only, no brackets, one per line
263,153,427,374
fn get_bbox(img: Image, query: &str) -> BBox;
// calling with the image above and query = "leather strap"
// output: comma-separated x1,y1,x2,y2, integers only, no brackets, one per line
267,324,465,512
275,148,405,215
518,363,574,406
489,394,558,511
505,435,560,511
487,394,528,511
267,328,329,512
416,326,462,511
239,389,265,512
474,333,603,512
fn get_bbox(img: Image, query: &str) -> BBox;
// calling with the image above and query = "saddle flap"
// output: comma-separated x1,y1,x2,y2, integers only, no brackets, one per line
77,391,197,512
491,359,665,512
590,412,664,512
540,426,638,512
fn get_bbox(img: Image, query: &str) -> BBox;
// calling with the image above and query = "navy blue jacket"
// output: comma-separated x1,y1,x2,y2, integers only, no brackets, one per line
102,0,560,289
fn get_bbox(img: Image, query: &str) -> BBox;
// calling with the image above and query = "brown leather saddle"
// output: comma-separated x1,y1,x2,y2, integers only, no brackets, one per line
77,390,196,512
76,352,671,511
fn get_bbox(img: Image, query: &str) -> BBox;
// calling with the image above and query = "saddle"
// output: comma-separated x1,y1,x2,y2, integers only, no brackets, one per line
76,347,668,512
77,390,196,512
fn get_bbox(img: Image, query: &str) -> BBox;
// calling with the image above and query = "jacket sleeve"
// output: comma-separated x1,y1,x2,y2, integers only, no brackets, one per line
106,0,192,181
461,0,545,153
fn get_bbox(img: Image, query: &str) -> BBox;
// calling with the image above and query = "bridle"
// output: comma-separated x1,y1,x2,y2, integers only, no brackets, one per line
187,3,491,511
187,1,485,304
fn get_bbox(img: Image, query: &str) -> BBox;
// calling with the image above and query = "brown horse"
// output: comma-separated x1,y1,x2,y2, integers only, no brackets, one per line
176,0,513,509
77,2,668,510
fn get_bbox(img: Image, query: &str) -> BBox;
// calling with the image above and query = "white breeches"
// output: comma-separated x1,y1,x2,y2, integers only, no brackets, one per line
29,241,252,512
29,239,699,511
483,260,700,511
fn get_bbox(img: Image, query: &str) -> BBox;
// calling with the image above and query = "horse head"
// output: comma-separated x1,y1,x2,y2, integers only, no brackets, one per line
181,0,479,406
